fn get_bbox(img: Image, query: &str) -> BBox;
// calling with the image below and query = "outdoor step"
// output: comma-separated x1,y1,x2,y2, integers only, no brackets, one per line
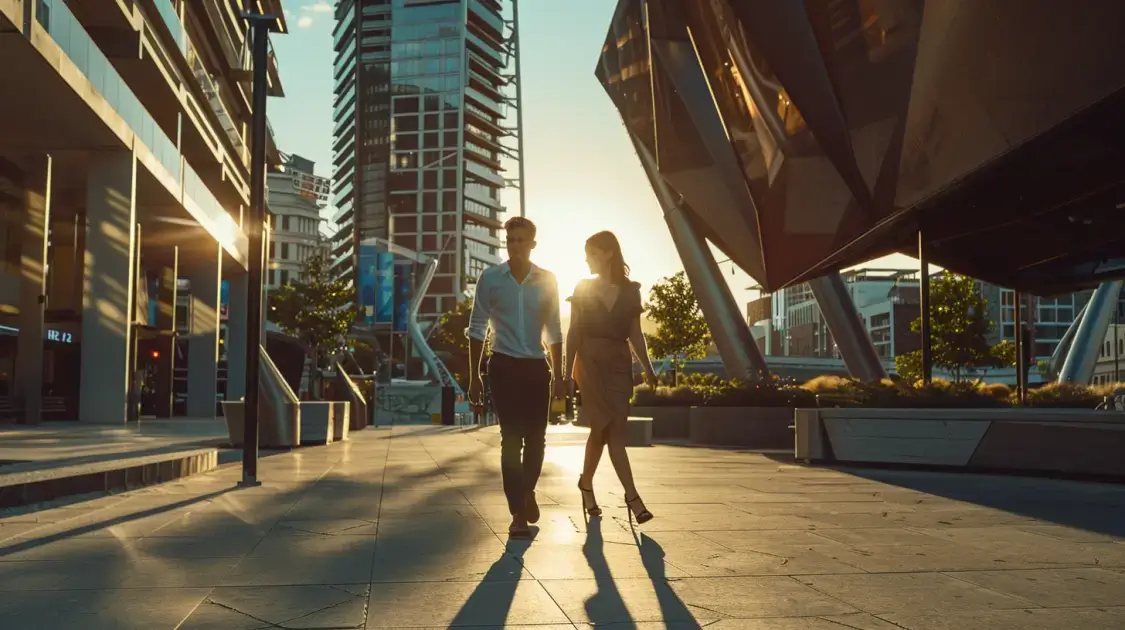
0,448,220,510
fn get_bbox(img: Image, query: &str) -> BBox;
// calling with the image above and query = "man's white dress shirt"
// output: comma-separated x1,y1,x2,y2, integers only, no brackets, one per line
467,262,563,360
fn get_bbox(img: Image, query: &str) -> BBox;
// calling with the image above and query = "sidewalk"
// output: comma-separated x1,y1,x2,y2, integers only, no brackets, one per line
1,424,1125,628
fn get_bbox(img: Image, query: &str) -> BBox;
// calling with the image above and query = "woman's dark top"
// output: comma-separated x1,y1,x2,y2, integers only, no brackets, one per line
571,279,643,342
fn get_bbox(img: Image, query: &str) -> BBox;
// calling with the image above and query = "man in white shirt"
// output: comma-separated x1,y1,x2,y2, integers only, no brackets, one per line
467,216,564,538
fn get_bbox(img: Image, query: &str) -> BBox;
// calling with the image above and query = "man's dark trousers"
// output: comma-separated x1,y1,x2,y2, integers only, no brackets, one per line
488,352,551,516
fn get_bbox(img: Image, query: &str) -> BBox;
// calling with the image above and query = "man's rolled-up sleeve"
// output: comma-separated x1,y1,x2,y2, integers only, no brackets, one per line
466,273,491,341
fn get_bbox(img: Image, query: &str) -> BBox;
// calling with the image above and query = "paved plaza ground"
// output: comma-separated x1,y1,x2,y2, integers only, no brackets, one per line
1,424,1124,628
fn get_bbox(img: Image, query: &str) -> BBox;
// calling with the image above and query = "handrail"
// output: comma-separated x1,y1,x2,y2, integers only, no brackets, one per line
407,259,463,397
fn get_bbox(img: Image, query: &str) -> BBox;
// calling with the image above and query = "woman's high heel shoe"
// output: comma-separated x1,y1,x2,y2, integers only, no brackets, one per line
625,494,654,525
578,478,602,517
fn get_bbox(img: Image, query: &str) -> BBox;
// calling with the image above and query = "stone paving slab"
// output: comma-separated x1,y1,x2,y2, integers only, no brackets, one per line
0,424,1124,628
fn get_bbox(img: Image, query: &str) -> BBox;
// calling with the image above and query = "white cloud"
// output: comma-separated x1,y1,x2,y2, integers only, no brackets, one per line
303,1,332,12
296,15,314,28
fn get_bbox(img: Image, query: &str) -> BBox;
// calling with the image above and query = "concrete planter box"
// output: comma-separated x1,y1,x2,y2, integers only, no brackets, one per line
795,407,1125,477
688,406,794,449
221,401,300,449
299,402,335,445
332,401,351,442
630,406,690,440
626,417,653,446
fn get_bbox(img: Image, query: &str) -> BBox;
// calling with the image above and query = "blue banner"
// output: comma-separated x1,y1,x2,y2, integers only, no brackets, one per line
375,252,395,324
358,245,377,323
393,261,413,332
220,279,230,320
148,277,158,325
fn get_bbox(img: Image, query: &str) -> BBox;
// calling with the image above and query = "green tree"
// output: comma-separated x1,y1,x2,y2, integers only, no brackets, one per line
893,273,1016,382
269,252,357,399
644,271,711,362
428,297,475,390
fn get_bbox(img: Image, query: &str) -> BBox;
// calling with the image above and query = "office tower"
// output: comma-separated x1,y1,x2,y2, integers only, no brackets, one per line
331,0,523,320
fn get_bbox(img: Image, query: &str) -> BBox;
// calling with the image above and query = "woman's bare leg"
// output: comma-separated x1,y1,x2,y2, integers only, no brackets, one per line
606,420,639,498
580,426,606,487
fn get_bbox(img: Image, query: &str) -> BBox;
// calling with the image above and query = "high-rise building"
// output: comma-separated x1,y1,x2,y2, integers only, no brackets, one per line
331,0,522,320
267,155,331,289
0,1,286,423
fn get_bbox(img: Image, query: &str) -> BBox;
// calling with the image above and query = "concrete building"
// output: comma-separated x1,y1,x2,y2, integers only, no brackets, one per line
749,269,921,359
330,0,522,320
267,155,330,289
753,269,1092,366
0,1,286,424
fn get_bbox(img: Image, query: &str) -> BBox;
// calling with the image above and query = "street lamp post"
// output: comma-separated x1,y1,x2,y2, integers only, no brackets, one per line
239,8,280,488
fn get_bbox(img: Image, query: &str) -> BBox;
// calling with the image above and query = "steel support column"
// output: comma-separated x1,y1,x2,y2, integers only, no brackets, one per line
1058,280,1123,384
918,230,932,384
807,273,887,381
633,139,767,380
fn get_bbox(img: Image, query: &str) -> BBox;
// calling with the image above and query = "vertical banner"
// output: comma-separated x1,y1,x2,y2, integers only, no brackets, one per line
392,261,413,333
358,244,377,324
148,276,159,325
375,251,395,324
219,279,230,320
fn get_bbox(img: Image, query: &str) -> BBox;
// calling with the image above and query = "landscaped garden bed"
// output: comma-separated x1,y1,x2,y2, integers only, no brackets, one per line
629,374,1121,449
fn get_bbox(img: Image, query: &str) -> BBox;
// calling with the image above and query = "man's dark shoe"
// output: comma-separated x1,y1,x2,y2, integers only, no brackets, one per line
524,490,540,524
509,515,531,538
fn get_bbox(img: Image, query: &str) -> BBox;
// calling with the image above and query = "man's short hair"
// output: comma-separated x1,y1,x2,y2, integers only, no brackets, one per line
503,216,537,238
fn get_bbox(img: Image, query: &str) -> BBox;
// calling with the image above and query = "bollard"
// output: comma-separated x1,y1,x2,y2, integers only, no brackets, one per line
441,386,455,426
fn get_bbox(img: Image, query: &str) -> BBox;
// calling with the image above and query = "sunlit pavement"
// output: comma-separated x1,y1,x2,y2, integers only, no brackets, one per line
1,425,1125,628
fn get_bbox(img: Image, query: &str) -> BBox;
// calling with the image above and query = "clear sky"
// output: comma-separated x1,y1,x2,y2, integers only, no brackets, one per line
268,0,919,315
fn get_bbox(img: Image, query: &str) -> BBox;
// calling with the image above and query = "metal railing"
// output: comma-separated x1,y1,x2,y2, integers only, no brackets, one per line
185,38,250,165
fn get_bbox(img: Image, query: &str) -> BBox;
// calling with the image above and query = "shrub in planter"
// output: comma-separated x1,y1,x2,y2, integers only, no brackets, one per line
630,384,702,407
1024,382,1102,408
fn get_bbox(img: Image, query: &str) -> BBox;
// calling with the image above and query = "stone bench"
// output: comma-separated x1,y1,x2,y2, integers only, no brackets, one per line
626,416,653,447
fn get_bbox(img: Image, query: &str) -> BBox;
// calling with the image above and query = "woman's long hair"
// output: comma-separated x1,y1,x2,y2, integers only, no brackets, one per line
586,231,630,285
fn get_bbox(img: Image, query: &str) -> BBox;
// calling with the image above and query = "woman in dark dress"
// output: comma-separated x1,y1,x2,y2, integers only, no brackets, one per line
566,231,658,524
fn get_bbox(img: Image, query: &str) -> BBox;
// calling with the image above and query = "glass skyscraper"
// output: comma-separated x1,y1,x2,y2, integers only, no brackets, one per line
332,0,520,320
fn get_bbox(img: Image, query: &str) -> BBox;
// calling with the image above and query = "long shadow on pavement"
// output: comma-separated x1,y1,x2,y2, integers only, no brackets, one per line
446,536,533,627
842,466,1125,537
581,516,633,625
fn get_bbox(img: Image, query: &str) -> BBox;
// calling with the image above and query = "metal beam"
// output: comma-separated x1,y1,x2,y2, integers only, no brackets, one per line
807,273,887,381
1048,300,1088,378
1058,280,1123,384
633,137,767,380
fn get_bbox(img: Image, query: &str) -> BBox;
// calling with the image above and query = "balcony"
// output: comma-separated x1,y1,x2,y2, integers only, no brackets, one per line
26,0,247,266
468,0,504,38
38,0,181,182
465,87,505,118
186,40,249,166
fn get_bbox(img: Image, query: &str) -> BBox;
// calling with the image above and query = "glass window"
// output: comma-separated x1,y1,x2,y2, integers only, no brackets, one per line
281,243,290,260
422,191,438,212
394,133,419,151
423,170,438,189
390,171,418,190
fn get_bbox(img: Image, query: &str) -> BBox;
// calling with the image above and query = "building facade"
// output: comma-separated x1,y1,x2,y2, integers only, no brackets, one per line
0,1,285,423
331,0,519,320
267,155,330,289
753,269,1092,365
